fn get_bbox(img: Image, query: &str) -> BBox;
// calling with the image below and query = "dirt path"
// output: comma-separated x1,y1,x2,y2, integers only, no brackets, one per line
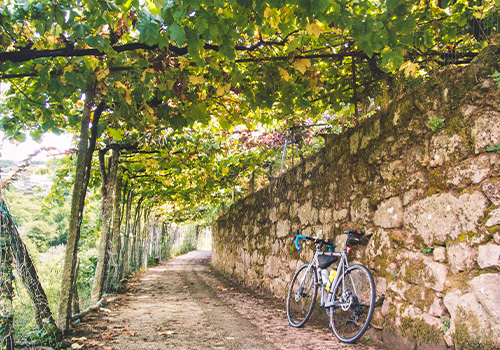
67,250,377,350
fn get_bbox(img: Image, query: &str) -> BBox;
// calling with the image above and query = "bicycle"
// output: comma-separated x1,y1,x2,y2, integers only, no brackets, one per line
286,230,376,343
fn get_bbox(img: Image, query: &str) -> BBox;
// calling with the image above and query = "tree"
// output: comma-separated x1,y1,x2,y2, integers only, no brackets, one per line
0,0,497,336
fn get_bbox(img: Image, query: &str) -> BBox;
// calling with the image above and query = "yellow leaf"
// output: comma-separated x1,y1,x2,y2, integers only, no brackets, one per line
293,59,311,74
63,65,73,73
46,34,57,45
178,57,188,71
399,61,420,77
198,92,207,100
115,81,126,89
97,82,107,95
264,7,272,18
216,83,231,96
189,75,205,85
264,7,280,28
278,67,290,81
95,67,109,81
306,22,323,39
124,91,131,104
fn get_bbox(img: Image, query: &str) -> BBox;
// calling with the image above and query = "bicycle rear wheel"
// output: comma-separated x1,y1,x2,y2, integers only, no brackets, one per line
286,264,318,327
330,264,375,343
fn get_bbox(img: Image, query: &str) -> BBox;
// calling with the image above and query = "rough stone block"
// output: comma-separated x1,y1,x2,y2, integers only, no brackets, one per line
276,220,290,238
429,134,462,167
433,247,447,262
486,208,500,227
297,200,318,225
482,180,500,206
374,197,403,228
447,154,499,186
472,111,500,154
404,192,488,245
469,273,500,320
447,243,477,273
477,244,500,269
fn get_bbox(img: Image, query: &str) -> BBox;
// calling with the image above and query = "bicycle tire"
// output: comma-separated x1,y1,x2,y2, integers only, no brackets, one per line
286,263,318,327
330,264,375,343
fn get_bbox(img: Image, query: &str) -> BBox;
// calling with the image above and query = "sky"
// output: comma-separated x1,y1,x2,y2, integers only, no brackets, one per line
0,82,76,164
0,131,74,162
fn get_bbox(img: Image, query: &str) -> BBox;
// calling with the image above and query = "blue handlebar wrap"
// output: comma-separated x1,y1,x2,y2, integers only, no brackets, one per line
295,234,306,250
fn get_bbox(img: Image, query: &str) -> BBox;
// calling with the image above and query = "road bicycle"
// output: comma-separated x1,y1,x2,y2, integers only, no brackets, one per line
286,230,376,343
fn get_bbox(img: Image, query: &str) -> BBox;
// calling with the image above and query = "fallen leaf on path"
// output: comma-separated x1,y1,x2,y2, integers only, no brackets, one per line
98,332,116,340
203,301,210,304
157,330,176,336
125,331,137,337
100,308,113,313
71,344,84,349
86,340,104,346
180,286,188,289
71,337,87,342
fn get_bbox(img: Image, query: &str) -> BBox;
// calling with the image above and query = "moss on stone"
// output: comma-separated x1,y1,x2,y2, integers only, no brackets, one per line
404,285,436,310
400,317,441,346
452,308,497,350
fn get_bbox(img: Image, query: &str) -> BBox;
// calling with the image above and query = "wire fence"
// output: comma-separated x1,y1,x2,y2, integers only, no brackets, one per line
0,191,211,349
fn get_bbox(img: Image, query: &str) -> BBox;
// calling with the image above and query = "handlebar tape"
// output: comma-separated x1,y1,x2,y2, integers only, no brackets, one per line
294,234,307,251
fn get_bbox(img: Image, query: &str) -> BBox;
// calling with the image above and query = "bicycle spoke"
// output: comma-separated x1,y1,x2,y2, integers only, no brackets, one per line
330,265,375,343
286,264,318,328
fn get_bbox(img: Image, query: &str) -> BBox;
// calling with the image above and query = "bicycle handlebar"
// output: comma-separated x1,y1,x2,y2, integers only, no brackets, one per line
294,234,307,250
294,230,364,251
343,230,364,235
294,232,335,251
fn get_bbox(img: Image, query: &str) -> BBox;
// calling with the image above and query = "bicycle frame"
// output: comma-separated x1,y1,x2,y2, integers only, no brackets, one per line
296,247,349,309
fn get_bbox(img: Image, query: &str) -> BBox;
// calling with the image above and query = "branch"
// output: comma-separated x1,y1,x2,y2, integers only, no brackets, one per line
8,80,44,105
70,296,107,321
235,51,370,63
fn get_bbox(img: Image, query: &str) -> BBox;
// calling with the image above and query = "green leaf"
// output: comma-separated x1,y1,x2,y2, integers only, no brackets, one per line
84,35,108,51
169,23,186,45
137,9,162,45
286,36,302,53
108,128,124,141
386,0,400,12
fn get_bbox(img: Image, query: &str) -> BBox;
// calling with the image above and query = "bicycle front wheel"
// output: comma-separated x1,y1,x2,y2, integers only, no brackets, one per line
330,264,375,343
286,264,318,327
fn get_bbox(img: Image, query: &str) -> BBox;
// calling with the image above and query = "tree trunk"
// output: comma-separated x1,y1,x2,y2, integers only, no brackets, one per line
0,202,15,350
120,188,133,279
57,87,104,332
142,210,150,269
91,147,119,304
107,172,122,292
71,259,80,315
133,200,143,271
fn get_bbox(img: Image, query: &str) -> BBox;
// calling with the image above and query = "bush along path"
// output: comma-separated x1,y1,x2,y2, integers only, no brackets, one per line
66,250,377,350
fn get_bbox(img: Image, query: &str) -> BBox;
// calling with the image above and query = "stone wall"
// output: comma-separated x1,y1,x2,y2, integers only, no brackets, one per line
212,45,500,349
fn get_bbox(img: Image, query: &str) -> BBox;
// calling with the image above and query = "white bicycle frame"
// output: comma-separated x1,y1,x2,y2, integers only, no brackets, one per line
296,248,351,308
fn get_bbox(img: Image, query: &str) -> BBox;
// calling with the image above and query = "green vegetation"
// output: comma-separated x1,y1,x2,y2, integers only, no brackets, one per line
453,308,496,350
401,317,441,346
429,116,445,132
440,316,451,335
